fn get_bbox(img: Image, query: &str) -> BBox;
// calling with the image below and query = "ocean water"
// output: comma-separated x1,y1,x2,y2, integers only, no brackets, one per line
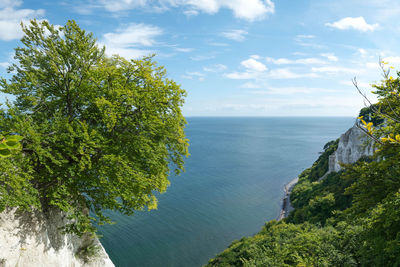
98,117,354,267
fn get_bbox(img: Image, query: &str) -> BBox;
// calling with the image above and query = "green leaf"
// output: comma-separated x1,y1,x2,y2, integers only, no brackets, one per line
0,149,11,157
6,135,23,142
5,141,21,149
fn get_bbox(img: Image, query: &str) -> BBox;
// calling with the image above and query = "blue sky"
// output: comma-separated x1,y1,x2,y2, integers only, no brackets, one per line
0,0,399,116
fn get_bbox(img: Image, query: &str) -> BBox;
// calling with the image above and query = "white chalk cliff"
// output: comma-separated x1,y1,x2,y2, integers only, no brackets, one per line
0,208,114,267
328,123,375,173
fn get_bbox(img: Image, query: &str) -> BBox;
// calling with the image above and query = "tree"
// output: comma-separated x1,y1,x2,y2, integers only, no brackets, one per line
0,20,189,235
348,61,400,210
343,61,400,264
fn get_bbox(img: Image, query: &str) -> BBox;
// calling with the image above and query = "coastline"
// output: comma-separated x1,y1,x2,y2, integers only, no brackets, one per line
277,177,299,221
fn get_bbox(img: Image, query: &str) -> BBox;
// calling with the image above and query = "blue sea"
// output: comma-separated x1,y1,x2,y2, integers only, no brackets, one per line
98,117,354,267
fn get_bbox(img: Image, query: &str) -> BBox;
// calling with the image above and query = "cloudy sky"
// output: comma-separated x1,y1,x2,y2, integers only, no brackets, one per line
0,0,399,116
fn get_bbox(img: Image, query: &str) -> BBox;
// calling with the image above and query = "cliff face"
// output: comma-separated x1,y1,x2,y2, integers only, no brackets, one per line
0,208,114,267
328,123,374,173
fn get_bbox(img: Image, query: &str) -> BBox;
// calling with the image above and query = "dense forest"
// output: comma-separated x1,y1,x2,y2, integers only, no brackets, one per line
206,69,400,266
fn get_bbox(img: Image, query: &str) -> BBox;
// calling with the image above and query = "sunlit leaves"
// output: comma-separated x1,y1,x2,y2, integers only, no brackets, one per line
0,135,23,157
357,116,375,135
0,20,188,235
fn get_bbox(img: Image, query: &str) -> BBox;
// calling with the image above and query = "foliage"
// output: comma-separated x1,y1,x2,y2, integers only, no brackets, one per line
0,134,23,157
208,62,400,266
288,170,355,225
0,150,39,211
0,20,188,235
359,190,400,266
344,148,400,216
358,104,384,125
287,139,355,225
307,139,338,182
206,221,357,267
75,241,101,263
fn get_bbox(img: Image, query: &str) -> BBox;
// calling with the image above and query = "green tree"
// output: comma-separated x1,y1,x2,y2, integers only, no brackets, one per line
0,20,189,235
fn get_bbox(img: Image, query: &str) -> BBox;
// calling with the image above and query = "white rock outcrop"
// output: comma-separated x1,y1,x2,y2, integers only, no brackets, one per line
328,123,375,173
0,208,114,267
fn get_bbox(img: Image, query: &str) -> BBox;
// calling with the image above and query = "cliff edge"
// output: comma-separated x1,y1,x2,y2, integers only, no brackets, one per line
281,122,375,219
0,208,114,267
328,123,374,173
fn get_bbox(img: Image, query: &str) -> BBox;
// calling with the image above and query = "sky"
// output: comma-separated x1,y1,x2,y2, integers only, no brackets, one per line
0,0,400,116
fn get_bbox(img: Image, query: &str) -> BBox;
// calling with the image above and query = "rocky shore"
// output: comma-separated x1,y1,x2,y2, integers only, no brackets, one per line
277,122,375,221
277,177,299,221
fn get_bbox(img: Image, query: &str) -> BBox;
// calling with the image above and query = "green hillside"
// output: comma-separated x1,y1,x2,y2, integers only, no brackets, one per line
206,69,400,266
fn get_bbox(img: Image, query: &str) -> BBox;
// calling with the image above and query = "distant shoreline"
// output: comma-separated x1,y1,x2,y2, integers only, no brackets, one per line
277,177,299,221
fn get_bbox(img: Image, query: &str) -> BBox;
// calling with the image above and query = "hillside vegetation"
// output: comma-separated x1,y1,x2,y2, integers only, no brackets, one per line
206,66,400,266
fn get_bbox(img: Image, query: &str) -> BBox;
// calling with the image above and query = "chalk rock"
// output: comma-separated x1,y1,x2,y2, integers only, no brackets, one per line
329,123,374,172
0,208,114,267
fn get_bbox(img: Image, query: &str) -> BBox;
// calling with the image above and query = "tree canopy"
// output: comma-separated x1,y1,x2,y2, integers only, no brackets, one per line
0,20,189,234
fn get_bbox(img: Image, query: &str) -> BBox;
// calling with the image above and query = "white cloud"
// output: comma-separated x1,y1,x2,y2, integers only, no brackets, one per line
240,82,261,88
190,55,215,61
225,57,267,79
0,4,45,41
294,34,326,49
265,57,327,65
293,52,307,56
174,47,194,52
183,9,199,16
104,47,155,59
326,17,379,32
251,87,338,95
221,29,248,41
96,0,275,21
226,54,323,80
365,62,380,70
97,0,149,12
241,58,267,72
203,64,227,72
296,34,314,39
221,0,275,21
225,71,259,80
320,53,338,62
269,68,318,79
265,57,291,64
340,80,372,89
212,94,365,116
186,71,204,76
358,48,368,56
208,42,229,47
226,68,317,80
383,56,400,65
292,58,326,65
182,71,205,81
102,23,162,59
0,0,22,8
311,66,360,74
103,23,162,47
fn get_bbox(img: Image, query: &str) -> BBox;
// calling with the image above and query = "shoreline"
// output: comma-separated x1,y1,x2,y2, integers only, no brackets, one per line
277,177,299,221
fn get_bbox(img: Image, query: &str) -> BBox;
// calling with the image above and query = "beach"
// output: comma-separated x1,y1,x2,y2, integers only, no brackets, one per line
278,177,299,221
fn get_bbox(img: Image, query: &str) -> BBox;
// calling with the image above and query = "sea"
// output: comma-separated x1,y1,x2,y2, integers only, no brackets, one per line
98,117,355,267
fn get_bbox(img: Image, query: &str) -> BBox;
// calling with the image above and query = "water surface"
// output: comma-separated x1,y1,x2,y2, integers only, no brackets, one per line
99,117,354,267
